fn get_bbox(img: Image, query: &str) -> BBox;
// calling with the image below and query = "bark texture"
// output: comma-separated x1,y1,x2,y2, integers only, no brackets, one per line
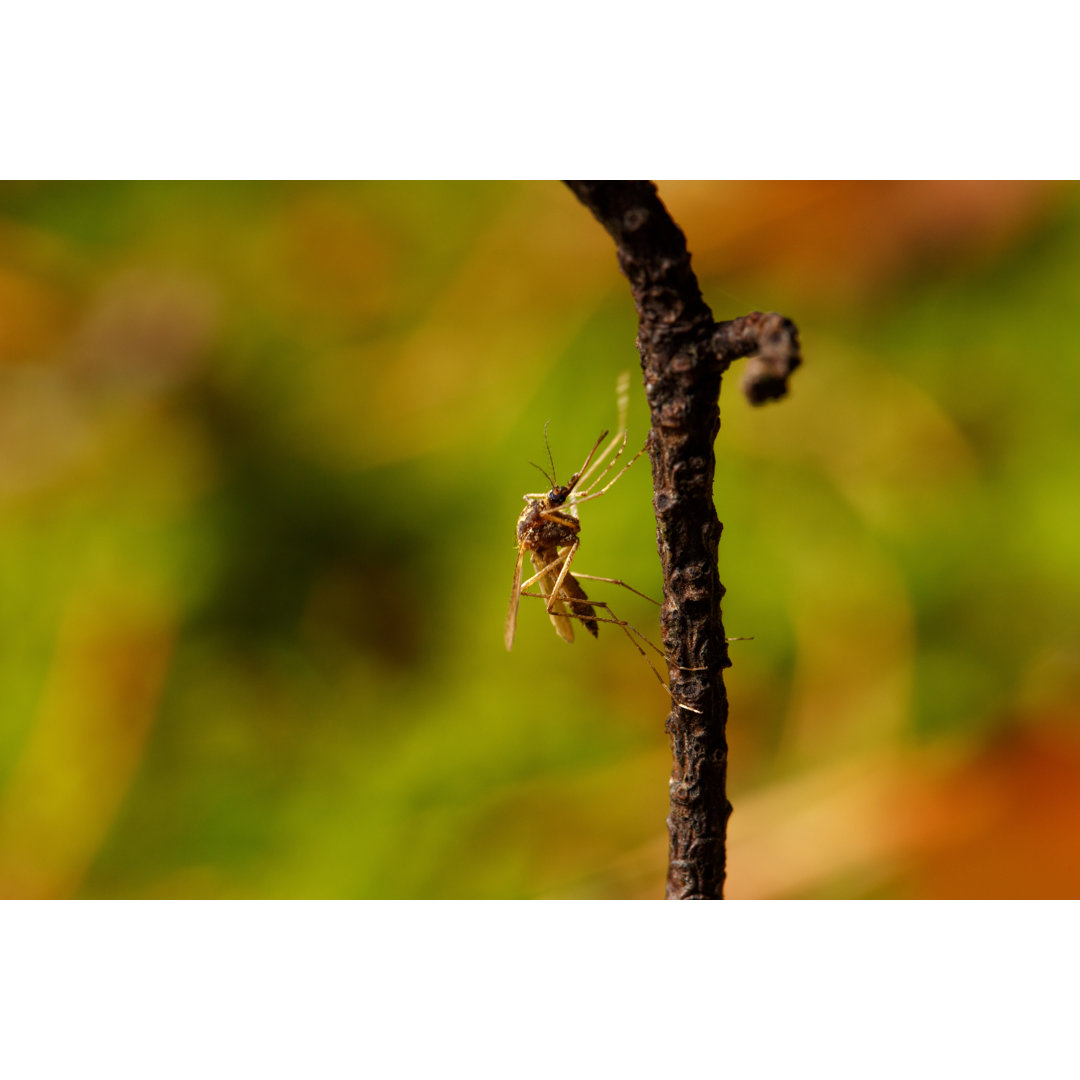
564,181,800,899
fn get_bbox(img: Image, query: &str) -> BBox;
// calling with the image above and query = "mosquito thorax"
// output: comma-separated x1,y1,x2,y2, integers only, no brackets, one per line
516,499,543,540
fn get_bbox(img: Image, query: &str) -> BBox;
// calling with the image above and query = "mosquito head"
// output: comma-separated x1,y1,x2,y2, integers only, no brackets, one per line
547,481,574,507
548,428,610,505
549,468,586,506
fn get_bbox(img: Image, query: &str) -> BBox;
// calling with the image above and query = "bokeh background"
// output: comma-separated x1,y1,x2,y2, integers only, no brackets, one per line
0,180,1077,899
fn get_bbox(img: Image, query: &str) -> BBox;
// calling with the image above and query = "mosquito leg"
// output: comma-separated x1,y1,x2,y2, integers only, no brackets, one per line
593,600,705,716
571,437,649,507
545,541,579,616
614,369,630,432
575,372,630,491
519,592,704,713
519,551,569,593
519,591,657,655
574,429,627,494
570,572,661,606
589,599,667,661
518,551,590,633
524,587,710,676
521,592,664,665
521,589,708,672
518,540,580,594
596,601,715,671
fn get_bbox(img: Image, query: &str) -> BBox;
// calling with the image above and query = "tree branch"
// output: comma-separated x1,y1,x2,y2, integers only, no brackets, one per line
564,181,801,899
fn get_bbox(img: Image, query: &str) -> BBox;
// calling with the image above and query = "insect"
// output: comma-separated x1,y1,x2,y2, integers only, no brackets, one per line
504,425,639,649
504,375,685,702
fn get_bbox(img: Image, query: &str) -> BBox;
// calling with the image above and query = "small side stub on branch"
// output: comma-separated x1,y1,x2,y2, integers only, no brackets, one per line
712,310,802,405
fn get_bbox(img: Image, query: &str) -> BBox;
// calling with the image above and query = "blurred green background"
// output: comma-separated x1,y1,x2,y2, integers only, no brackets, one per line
0,180,1077,899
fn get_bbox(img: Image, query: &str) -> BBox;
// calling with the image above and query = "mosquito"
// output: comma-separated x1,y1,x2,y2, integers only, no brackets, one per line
503,375,694,706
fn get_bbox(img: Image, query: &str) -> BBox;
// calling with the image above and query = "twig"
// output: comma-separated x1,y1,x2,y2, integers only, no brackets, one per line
564,181,801,899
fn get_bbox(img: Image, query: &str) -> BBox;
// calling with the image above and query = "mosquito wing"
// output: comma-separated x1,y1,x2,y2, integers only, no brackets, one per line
505,544,525,651
531,557,575,643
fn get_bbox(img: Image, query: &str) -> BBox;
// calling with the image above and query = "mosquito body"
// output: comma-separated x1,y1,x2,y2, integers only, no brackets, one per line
504,429,613,651
504,377,715,714
505,372,643,651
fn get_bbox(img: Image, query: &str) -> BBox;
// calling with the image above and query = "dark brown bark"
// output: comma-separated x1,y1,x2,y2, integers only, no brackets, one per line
564,181,801,899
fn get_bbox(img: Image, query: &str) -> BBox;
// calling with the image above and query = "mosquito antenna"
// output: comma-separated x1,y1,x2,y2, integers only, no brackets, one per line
529,419,561,488
543,420,557,485
528,460,553,487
